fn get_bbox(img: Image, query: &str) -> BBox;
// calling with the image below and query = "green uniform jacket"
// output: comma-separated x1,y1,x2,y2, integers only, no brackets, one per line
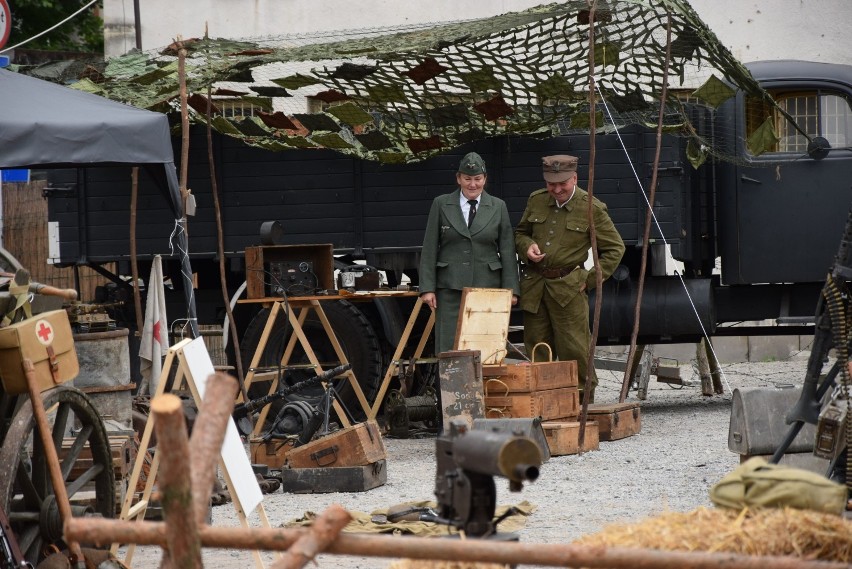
419,190,520,295
514,186,625,314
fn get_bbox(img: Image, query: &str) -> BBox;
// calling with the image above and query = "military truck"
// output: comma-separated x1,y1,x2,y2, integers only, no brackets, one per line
44,59,852,412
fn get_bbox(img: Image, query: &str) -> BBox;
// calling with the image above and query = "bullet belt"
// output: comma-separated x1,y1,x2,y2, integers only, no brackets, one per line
530,264,579,279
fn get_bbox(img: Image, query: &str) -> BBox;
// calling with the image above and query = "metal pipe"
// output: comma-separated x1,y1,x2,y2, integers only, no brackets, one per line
65,517,849,569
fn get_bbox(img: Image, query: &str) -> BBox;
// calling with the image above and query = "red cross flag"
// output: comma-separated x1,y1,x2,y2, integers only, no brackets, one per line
139,255,169,394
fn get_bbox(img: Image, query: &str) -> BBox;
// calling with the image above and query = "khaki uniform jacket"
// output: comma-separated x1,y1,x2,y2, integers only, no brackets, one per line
419,190,520,295
514,186,625,314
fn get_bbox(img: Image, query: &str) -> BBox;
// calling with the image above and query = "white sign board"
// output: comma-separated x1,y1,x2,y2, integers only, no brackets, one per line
181,337,263,515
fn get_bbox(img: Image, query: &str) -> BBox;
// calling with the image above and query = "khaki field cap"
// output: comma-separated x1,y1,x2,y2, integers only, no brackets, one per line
542,154,578,183
458,152,487,176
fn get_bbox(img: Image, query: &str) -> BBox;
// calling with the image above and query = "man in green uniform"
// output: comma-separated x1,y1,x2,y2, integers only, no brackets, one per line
420,152,519,355
514,155,625,400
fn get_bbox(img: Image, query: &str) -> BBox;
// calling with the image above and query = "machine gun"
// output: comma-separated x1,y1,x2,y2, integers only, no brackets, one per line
232,363,351,434
426,420,542,538
775,206,852,478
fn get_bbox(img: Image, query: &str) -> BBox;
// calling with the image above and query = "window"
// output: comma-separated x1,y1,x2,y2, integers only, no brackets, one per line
746,89,852,154
215,98,271,118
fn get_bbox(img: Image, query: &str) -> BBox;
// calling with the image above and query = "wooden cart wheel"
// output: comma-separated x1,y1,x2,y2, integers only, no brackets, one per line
0,384,115,564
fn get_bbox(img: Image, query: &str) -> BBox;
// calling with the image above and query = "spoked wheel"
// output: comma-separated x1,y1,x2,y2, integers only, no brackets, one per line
0,385,115,564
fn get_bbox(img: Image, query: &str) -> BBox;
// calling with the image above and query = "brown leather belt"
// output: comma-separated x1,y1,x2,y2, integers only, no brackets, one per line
530,264,579,279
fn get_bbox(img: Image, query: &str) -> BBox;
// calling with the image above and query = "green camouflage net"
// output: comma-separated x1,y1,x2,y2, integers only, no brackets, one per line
71,0,772,163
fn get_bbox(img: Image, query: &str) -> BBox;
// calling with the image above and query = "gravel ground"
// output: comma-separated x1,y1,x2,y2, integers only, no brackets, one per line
122,352,813,568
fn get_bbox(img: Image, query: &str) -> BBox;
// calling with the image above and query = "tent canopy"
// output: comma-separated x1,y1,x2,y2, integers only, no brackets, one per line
0,69,177,170
0,69,197,337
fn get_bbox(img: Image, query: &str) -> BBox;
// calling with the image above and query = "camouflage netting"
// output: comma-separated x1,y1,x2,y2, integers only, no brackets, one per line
69,0,775,164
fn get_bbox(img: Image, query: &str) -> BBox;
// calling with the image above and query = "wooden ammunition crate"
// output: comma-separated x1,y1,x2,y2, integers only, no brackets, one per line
250,439,295,470
484,387,579,421
62,434,136,481
587,402,642,441
542,421,600,455
280,460,387,493
483,360,578,393
285,420,386,469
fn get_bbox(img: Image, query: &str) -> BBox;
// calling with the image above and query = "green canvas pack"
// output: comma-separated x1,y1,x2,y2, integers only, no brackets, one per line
710,457,847,515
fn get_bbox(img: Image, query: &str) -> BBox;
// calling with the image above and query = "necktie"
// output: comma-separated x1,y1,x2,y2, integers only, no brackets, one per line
467,199,477,228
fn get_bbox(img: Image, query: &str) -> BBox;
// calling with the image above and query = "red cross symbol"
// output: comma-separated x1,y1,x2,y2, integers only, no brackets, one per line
36,320,54,346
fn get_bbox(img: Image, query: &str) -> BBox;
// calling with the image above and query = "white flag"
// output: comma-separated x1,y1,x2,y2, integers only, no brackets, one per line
139,255,169,394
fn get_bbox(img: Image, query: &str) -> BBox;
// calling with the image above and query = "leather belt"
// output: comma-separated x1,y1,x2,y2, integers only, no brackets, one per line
530,264,579,279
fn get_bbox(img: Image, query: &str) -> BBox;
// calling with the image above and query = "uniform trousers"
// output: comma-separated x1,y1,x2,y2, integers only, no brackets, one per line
434,288,462,355
523,285,597,394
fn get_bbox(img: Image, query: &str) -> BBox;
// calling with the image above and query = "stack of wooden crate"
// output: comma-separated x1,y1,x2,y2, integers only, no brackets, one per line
482,360,599,455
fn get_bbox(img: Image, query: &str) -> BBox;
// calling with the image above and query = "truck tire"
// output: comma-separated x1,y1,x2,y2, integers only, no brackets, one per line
240,300,383,425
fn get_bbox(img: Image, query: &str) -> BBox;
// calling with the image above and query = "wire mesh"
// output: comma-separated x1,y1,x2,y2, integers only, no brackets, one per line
59,0,779,164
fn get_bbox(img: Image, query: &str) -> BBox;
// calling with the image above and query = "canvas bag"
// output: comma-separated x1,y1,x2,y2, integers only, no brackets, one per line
710,456,847,515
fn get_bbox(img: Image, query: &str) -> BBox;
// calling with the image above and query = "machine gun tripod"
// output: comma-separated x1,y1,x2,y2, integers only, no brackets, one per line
428,420,542,538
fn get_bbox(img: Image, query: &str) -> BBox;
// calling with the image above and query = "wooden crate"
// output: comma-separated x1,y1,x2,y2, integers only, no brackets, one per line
484,387,579,421
244,244,334,298
542,421,600,455
280,460,387,493
250,439,295,470
483,360,578,393
285,420,386,469
62,434,136,481
587,402,642,441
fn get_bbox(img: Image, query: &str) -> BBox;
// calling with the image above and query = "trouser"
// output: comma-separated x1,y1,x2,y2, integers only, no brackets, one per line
434,288,462,356
522,286,597,394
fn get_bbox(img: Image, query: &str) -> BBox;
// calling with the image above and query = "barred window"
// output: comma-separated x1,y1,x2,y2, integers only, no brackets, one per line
746,89,852,154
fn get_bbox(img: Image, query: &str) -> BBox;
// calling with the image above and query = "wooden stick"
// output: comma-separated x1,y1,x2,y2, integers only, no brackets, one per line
619,10,674,403
269,504,351,569
130,166,145,345
64,516,847,569
151,394,202,569
23,359,86,568
189,372,238,525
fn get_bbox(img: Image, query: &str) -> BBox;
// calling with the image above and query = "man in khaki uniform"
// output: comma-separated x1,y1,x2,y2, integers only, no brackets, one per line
514,155,625,399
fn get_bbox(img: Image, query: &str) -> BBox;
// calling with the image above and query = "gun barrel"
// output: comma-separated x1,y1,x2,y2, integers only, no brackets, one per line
451,430,542,483
233,363,351,419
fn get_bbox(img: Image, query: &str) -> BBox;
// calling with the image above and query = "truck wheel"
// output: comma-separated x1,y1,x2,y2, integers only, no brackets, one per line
240,300,383,425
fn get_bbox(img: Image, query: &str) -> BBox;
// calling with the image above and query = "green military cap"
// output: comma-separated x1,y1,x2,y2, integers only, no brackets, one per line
458,152,487,176
542,154,578,182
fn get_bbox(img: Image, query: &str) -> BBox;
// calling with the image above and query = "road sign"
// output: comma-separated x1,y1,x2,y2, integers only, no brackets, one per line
0,0,10,50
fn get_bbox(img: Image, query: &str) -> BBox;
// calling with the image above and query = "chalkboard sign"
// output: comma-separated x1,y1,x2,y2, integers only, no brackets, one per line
437,350,485,429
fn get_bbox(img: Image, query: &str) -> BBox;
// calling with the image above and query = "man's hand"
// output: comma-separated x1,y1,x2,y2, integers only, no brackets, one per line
421,292,437,309
511,295,519,306
526,243,546,263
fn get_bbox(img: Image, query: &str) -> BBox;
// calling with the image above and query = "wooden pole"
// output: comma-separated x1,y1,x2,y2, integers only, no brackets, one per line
130,167,145,347
707,338,724,394
151,393,202,569
269,504,351,569
619,11,674,402
23,359,86,568
579,0,600,448
205,78,249,405
64,517,848,569
189,372,238,525
697,338,713,396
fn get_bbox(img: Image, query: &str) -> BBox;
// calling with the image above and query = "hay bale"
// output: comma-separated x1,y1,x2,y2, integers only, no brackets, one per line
573,506,852,562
